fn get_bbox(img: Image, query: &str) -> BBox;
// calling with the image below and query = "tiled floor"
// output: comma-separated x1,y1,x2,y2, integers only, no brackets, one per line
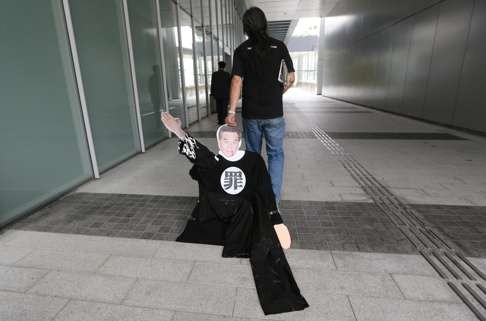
8,193,415,254
2,88,486,321
9,192,486,256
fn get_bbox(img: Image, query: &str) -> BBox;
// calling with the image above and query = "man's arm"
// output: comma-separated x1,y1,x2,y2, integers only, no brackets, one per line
225,75,242,126
161,112,185,139
283,72,295,94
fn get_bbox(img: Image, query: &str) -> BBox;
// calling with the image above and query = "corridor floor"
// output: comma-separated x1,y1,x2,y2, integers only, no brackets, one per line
1,88,485,321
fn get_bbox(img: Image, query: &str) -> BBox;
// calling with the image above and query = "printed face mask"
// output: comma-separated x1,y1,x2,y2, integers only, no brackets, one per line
216,125,242,158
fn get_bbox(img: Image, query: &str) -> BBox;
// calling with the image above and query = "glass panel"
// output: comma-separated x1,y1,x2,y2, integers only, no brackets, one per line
127,0,168,147
211,0,219,60
193,3,207,118
213,36,219,73
179,8,198,124
192,0,202,23
202,0,214,73
0,0,91,225
160,0,185,127
179,0,191,13
221,0,226,48
215,0,222,61
69,0,140,171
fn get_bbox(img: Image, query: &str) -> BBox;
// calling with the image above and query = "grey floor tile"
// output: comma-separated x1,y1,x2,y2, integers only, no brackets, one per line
188,262,254,288
332,251,437,276
53,300,173,321
98,256,193,281
15,249,109,272
155,241,240,264
0,265,48,292
349,296,477,321
285,249,336,270
0,290,68,321
293,268,402,298
123,279,236,316
28,271,136,303
3,230,160,258
468,257,486,273
172,311,269,321
233,287,355,321
0,244,32,265
392,274,461,302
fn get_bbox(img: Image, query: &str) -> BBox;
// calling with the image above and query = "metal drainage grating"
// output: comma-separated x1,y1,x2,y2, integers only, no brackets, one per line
312,126,486,321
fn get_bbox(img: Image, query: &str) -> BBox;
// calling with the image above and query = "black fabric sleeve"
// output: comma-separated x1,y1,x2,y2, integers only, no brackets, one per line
281,43,295,73
231,48,244,77
255,155,284,225
178,133,217,168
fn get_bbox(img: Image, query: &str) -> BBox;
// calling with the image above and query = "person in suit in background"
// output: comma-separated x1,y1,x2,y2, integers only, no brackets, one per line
211,61,232,125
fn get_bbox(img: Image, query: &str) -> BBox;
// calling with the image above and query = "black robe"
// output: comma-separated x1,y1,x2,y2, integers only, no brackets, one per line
175,134,309,315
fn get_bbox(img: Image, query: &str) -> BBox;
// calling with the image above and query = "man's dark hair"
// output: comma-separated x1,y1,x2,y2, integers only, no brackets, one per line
242,7,270,58
218,61,226,69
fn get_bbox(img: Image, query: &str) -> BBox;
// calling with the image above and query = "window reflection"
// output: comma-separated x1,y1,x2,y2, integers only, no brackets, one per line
159,1,185,127
179,11,197,124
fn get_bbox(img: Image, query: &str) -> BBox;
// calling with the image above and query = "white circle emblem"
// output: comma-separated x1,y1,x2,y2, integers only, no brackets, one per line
220,166,246,195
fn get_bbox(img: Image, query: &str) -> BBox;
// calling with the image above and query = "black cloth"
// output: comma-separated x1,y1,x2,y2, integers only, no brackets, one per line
215,98,228,125
231,38,295,119
210,69,231,100
176,134,309,315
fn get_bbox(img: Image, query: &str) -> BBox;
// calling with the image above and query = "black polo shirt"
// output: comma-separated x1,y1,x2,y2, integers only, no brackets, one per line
231,38,295,119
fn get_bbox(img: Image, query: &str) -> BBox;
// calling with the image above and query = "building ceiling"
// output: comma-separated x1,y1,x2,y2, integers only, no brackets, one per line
241,0,341,41
243,0,341,21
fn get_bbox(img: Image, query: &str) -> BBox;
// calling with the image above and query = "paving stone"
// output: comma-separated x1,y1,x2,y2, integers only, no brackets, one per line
0,290,68,321
0,265,48,292
292,267,403,298
123,279,236,316
2,230,159,258
155,241,241,264
392,274,460,302
233,287,355,321
15,249,109,272
53,300,173,321
349,296,477,321
172,311,268,321
332,251,437,275
28,271,135,303
468,257,486,273
14,192,486,256
188,262,254,288
0,244,32,265
98,256,193,281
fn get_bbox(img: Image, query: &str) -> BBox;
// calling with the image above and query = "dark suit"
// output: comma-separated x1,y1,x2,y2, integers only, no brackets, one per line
210,69,231,125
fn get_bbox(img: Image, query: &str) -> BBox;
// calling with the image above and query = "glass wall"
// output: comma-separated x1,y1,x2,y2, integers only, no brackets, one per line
0,0,92,225
69,0,140,172
203,0,214,74
178,6,198,124
215,0,222,61
160,0,185,127
194,14,207,117
127,0,169,147
0,0,244,227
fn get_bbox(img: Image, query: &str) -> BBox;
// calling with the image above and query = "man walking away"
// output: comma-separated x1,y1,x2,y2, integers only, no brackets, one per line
211,61,231,125
226,7,295,203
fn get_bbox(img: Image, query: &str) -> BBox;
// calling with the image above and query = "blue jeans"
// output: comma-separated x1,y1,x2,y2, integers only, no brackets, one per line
243,117,285,202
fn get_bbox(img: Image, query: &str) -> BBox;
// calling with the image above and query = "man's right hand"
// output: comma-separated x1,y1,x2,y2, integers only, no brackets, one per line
225,113,237,127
